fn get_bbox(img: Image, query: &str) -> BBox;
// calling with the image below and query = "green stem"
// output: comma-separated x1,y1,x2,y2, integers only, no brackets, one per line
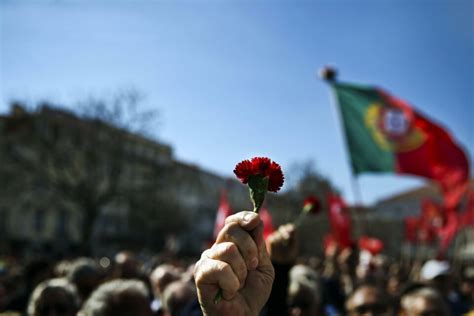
294,211,307,228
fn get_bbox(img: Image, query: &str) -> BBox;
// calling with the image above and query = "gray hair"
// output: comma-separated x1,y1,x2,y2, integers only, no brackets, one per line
27,278,79,316
79,279,149,316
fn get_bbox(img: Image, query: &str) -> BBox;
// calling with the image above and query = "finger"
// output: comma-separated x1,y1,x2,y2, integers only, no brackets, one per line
206,242,248,288
250,220,273,270
217,222,259,270
194,258,240,301
251,220,265,255
225,211,261,231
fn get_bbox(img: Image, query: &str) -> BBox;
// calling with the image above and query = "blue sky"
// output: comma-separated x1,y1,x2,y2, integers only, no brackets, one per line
1,0,473,205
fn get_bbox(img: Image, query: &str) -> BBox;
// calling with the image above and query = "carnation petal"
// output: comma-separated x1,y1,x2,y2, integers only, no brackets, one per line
251,157,272,175
233,159,254,183
266,161,284,192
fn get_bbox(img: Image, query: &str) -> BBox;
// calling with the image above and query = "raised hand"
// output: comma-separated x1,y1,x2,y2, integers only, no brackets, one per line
194,211,275,316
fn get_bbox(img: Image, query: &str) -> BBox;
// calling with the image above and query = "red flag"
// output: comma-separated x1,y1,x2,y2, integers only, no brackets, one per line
323,233,337,250
417,199,447,246
380,90,470,209
359,236,384,255
404,216,419,244
323,233,338,255
327,193,352,249
418,225,436,244
419,199,445,229
438,209,459,253
213,190,233,241
417,199,463,253
259,205,275,240
331,82,470,209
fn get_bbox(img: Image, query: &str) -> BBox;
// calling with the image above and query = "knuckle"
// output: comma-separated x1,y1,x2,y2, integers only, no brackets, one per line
222,242,238,256
225,222,240,234
219,262,232,275
201,249,211,259
193,263,203,283
218,222,238,241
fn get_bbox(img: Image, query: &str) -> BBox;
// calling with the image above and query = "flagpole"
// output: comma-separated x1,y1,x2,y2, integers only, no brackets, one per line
350,175,363,207
320,66,366,236
320,67,363,205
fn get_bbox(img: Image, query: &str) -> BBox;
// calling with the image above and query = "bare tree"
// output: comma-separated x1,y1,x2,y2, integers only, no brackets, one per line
0,91,181,254
283,160,337,212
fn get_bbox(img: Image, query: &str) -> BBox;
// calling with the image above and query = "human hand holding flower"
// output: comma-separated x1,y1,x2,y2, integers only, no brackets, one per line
206,157,284,306
293,195,322,227
195,211,275,316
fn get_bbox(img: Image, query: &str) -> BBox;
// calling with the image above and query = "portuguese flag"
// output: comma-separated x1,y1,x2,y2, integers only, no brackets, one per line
331,82,470,208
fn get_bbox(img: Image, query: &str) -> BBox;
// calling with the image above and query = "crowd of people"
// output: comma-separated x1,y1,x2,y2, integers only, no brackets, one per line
0,210,473,315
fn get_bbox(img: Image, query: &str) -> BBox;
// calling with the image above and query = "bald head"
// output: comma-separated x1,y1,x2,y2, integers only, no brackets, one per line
150,264,181,298
162,280,196,316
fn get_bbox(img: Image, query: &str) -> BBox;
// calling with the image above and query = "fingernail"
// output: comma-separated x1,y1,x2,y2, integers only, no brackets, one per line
249,257,259,270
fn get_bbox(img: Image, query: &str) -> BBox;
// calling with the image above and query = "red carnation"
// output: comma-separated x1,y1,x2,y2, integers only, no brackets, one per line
251,157,272,173
293,195,322,227
303,195,321,215
233,157,284,213
233,157,284,193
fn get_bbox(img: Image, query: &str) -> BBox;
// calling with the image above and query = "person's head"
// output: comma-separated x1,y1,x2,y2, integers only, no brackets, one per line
346,284,391,316
420,260,451,296
161,280,196,316
79,279,153,316
337,247,358,276
27,278,79,316
67,258,103,302
114,251,140,279
387,263,405,298
54,260,72,278
356,251,388,286
149,264,181,299
288,264,322,316
25,258,54,289
399,286,449,316
460,265,474,303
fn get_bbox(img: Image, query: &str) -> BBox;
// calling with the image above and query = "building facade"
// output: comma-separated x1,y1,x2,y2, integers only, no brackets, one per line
0,104,278,256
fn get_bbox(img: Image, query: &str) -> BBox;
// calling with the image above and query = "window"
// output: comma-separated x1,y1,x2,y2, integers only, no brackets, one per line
55,210,68,237
34,209,45,232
